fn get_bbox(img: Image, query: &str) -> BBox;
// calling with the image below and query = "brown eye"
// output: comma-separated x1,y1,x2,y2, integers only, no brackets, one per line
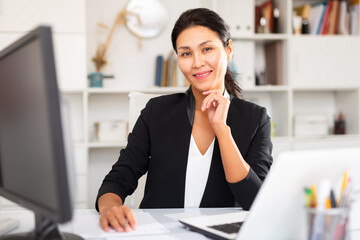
181,52,191,57
203,47,212,52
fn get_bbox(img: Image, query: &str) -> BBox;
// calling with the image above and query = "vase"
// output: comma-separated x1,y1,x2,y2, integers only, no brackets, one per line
89,72,103,88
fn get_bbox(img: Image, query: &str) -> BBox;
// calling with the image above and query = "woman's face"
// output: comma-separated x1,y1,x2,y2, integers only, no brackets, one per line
176,25,232,94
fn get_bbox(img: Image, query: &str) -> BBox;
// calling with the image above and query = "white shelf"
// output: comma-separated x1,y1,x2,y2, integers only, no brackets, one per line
292,86,360,92
292,134,360,141
87,88,131,94
141,86,188,94
235,33,289,41
244,85,290,92
61,89,84,94
88,141,127,149
290,35,360,40
271,134,360,143
87,86,188,95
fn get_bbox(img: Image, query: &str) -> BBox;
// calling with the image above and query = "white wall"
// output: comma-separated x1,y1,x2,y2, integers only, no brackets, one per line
0,0,88,208
86,0,203,89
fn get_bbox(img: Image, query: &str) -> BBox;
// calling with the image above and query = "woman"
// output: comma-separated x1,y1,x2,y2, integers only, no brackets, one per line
96,8,273,233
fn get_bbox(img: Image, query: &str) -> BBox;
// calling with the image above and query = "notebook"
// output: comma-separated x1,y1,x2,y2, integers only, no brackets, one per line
179,148,360,240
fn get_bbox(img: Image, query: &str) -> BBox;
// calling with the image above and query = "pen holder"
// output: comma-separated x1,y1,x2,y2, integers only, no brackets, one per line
305,207,349,240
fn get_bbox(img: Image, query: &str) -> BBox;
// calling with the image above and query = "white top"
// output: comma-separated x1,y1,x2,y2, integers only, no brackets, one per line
184,135,215,208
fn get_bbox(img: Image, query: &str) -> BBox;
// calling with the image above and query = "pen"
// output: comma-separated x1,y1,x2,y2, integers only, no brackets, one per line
335,178,352,240
339,178,352,208
310,184,317,208
330,189,337,208
310,180,331,240
325,197,331,209
304,188,312,207
338,170,348,205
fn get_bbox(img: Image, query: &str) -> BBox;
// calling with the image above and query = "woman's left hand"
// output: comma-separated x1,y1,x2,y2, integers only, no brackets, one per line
201,90,230,134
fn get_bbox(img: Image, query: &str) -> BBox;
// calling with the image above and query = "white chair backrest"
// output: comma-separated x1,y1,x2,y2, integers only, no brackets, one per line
125,91,161,209
128,92,161,132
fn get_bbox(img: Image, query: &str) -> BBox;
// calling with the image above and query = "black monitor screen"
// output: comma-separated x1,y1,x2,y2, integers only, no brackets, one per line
0,26,82,239
0,30,59,211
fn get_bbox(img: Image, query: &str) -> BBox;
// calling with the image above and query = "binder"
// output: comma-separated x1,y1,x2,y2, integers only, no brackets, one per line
218,0,254,37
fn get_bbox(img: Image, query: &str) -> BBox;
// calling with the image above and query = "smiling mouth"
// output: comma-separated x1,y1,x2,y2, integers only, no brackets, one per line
193,70,212,78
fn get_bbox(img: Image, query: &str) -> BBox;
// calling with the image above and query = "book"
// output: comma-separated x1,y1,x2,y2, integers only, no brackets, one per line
155,55,164,86
264,41,282,85
350,0,359,35
161,59,168,87
262,0,273,33
317,2,328,34
309,2,326,34
320,1,333,34
154,51,188,87
255,5,262,33
327,0,340,34
338,0,350,34
358,0,360,34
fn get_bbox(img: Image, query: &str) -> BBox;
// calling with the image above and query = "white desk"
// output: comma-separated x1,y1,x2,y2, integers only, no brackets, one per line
1,207,360,239
0,207,242,239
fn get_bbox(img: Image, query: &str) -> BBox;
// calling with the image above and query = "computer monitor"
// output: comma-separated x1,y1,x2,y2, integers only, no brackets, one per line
0,26,82,239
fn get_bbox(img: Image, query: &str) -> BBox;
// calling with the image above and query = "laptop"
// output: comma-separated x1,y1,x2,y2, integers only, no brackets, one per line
179,148,360,240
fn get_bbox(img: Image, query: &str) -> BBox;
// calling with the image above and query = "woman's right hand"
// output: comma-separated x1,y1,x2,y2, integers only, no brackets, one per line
98,193,137,232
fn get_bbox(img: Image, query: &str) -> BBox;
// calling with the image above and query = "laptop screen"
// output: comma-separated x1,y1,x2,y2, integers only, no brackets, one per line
237,148,360,240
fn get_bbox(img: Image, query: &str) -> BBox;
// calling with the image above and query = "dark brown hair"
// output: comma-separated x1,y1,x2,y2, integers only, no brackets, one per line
171,8,242,98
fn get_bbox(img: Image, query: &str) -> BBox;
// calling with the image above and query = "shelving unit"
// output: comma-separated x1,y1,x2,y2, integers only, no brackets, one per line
1,0,359,209
0,0,89,209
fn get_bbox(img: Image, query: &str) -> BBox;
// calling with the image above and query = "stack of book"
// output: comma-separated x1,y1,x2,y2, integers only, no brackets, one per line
255,0,280,33
293,0,359,35
154,51,189,87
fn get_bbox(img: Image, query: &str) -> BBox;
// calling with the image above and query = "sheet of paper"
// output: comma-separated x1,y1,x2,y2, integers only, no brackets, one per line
72,212,169,238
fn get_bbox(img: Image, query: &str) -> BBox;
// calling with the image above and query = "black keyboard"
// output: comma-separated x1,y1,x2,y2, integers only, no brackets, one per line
207,221,244,234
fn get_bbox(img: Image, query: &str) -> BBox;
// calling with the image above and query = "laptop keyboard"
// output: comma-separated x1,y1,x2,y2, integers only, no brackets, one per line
208,221,244,234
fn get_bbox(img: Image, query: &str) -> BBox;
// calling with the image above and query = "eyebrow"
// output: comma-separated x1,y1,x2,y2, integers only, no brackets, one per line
177,40,213,51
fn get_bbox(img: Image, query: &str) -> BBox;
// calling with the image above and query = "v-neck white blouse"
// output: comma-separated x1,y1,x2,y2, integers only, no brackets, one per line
184,135,215,208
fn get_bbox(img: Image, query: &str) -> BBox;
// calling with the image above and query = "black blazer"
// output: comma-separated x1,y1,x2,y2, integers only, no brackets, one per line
96,90,273,210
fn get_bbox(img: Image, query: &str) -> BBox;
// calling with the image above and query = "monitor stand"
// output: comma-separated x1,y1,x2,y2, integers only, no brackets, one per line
2,213,84,240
